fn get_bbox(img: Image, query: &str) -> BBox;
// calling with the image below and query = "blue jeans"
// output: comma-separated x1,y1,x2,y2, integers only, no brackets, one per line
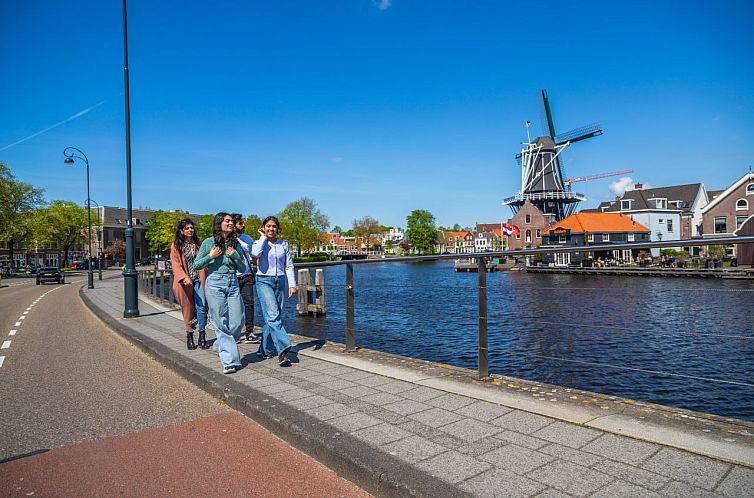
204,273,243,368
255,275,292,356
193,277,208,333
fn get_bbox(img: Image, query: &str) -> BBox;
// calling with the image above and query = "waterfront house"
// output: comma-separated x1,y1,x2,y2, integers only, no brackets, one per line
541,213,650,266
474,231,501,252
504,200,554,250
589,183,708,257
318,233,359,255
440,231,474,254
700,170,754,259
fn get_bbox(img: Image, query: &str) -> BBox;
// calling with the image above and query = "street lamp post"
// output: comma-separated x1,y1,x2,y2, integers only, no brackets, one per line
63,147,94,289
87,198,103,280
122,0,139,317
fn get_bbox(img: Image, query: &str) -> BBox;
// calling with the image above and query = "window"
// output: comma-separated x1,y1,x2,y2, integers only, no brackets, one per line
516,232,521,239
736,199,748,210
628,233,635,242
536,229,541,238
603,233,610,242
525,214,531,224
558,235,566,243
621,200,631,210
748,184,754,195
737,216,749,230
714,216,727,233
667,219,673,232
654,198,667,209
587,233,594,243
526,230,532,243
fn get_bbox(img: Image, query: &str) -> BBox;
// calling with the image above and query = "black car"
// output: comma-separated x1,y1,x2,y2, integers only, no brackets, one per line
36,267,65,285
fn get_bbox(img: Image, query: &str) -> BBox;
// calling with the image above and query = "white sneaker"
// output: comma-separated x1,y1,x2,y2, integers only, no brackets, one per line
223,366,236,374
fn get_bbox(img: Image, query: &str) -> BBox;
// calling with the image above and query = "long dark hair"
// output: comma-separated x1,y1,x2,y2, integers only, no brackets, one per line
212,212,237,249
174,218,200,247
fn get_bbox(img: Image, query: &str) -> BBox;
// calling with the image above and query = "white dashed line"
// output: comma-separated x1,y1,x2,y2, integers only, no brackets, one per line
26,307,32,311
19,316,25,320
13,322,21,327
1,341,10,349
22,311,28,315
9,330,17,336
0,356,4,367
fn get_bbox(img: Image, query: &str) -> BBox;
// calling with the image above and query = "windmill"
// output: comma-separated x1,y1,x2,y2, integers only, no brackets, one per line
503,89,603,221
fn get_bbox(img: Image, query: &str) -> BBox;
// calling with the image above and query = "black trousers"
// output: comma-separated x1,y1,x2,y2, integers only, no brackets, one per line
238,274,255,333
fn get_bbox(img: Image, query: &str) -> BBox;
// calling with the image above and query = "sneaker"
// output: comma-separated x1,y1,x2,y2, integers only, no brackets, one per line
278,355,291,367
223,366,237,374
244,334,261,344
256,351,274,359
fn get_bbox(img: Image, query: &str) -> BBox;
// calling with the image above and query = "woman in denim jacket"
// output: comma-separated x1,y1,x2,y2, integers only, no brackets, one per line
251,216,297,367
193,212,246,374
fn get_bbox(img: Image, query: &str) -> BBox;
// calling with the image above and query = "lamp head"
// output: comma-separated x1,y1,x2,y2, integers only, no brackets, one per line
64,157,75,165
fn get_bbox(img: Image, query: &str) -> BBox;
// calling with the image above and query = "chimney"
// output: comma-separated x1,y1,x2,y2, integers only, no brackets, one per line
634,183,643,190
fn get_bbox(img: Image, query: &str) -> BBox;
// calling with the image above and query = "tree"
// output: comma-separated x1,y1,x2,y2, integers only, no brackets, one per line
244,213,263,233
145,210,186,256
105,239,126,261
196,214,214,240
352,216,381,251
36,201,96,267
332,225,343,234
707,244,727,261
277,197,330,255
406,209,437,254
0,163,45,268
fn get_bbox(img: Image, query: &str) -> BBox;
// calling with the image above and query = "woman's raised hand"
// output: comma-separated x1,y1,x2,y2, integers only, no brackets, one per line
209,246,222,259
258,228,265,237
226,246,236,256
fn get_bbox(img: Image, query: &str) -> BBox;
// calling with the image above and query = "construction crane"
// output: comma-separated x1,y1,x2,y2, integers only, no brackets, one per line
564,169,634,186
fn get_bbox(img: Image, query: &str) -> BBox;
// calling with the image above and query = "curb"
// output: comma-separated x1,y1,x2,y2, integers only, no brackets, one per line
79,287,467,498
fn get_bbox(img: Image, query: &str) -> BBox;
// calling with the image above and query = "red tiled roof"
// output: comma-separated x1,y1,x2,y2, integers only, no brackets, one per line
545,213,649,234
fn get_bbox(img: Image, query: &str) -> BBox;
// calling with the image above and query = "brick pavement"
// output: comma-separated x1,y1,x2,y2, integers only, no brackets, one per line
81,279,754,497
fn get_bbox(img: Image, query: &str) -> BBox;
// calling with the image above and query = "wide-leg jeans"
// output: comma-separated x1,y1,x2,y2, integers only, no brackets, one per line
193,277,208,332
204,273,243,368
255,274,292,357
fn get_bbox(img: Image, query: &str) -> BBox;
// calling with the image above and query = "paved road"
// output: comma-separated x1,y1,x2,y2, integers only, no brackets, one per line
0,277,370,497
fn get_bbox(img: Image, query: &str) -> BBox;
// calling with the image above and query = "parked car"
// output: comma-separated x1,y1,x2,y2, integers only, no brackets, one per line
36,267,65,285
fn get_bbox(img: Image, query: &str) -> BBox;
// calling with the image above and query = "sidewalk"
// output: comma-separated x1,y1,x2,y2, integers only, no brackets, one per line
81,280,754,497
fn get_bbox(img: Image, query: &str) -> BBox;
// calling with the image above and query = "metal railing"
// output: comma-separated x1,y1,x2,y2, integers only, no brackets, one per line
139,235,754,381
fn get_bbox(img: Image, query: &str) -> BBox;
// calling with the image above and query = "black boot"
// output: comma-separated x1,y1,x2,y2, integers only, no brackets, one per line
186,332,197,350
197,331,209,349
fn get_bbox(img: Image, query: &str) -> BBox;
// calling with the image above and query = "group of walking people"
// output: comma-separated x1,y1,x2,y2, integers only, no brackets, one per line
170,213,297,373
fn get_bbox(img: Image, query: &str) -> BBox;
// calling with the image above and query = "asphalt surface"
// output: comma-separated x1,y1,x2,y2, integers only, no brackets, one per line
0,275,370,497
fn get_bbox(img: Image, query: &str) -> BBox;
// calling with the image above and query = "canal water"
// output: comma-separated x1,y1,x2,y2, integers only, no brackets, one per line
274,261,754,421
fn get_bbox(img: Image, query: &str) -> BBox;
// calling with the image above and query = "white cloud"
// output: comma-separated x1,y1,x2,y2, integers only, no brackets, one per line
373,0,391,10
608,177,634,197
332,156,343,163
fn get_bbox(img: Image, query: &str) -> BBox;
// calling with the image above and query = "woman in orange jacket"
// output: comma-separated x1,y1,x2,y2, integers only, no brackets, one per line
170,218,208,350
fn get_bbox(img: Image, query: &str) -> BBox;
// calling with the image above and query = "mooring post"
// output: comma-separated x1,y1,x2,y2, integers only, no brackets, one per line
315,268,327,315
477,256,489,378
168,272,175,305
345,263,356,351
297,269,310,315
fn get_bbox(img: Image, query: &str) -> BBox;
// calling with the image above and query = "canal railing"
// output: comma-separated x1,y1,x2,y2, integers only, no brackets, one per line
139,235,754,383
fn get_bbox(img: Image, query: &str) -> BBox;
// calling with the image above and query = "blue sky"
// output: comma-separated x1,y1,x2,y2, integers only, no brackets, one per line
2,1,753,230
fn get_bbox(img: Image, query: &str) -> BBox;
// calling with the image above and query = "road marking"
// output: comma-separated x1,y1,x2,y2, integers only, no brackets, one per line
19,316,26,320
1,341,10,349
0,356,4,367
9,330,17,336
13,322,21,326
22,311,28,315
26,307,32,311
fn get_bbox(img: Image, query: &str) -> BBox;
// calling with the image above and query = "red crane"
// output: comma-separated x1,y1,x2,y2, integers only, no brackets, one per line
564,169,634,186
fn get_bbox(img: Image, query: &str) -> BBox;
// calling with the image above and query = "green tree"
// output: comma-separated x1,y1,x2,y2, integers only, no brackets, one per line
0,163,45,268
406,209,437,254
196,214,215,241
332,225,343,233
707,244,727,261
277,197,330,255
36,201,96,267
352,216,381,251
145,210,186,256
244,213,263,233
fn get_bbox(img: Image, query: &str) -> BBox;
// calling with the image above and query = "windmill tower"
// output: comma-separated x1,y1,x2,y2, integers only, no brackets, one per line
503,90,603,221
